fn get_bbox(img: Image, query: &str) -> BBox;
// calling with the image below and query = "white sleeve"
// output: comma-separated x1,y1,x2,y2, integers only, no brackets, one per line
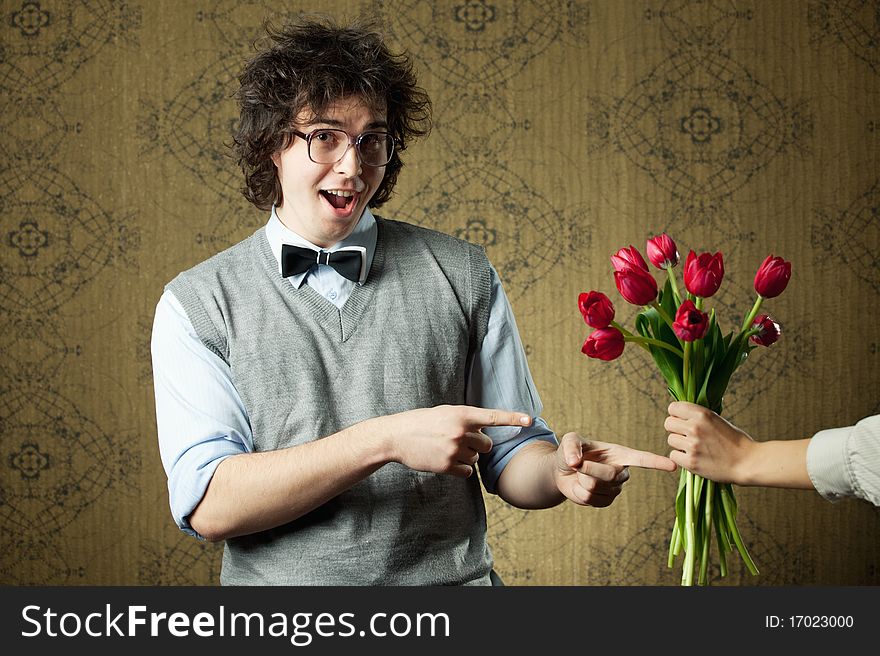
807,414,880,507
151,289,254,536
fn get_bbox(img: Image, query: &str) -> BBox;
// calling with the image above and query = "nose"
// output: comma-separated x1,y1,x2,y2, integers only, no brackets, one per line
334,142,362,178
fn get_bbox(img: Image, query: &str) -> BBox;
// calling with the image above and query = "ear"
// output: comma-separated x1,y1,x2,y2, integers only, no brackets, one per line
270,151,281,168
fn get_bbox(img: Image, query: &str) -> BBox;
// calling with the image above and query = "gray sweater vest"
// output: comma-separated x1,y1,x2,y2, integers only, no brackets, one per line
168,217,495,585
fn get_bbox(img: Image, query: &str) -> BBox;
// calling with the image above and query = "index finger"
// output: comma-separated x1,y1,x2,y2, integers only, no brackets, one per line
465,407,532,429
603,443,677,471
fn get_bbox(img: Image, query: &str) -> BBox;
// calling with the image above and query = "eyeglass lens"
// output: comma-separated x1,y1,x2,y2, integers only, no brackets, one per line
309,129,393,166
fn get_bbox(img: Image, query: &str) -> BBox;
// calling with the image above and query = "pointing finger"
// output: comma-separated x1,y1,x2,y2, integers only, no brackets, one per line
583,440,676,471
467,407,532,429
611,444,677,471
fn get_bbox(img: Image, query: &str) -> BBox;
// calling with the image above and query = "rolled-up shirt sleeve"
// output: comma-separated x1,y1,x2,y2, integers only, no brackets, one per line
151,290,253,537
807,414,880,507
469,266,558,494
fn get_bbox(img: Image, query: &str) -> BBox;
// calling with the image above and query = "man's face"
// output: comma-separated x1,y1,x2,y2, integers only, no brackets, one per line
271,97,388,248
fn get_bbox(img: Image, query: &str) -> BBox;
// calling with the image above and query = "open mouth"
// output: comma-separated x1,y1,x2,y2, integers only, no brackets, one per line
320,189,358,213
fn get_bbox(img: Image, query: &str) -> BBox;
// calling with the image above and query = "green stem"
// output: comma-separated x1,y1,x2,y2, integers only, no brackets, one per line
611,321,636,338
740,295,764,333
612,320,685,357
714,493,731,556
720,484,759,576
685,342,696,401
713,495,729,578
623,335,684,358
680,341,698,586
691,300,704,401
683,471,696,586
610,322,652,355
699,480,714,585
668,520,679,568
682,342,691,399
666,267,682,307
650,301,676,332
698,527,710,586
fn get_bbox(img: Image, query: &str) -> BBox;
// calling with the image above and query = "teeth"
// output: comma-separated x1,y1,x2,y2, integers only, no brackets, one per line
324,189,354,197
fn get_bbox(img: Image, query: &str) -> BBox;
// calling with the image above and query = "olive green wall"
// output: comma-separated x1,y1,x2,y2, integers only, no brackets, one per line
2,0,877,585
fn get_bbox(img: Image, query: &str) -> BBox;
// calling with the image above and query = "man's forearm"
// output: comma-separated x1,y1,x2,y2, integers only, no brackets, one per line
188,417,390,541
495,441,565,509
188,403,530,540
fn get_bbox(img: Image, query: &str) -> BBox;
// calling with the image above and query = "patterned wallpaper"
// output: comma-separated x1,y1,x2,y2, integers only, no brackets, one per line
1,0,878,586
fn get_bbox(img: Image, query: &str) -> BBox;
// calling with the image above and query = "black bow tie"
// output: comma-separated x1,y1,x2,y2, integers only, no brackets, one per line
281,244,364,283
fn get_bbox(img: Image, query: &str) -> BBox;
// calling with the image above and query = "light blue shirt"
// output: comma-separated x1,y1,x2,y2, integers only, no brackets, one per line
152,208,557,536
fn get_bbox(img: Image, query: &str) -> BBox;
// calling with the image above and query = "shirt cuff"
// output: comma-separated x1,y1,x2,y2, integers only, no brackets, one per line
806,425,853,503
479,418,558,494
169,450,241,539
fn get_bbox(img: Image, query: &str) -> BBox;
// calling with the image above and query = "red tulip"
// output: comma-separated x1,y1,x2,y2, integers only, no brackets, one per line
578,291,615,329
754,255,791,298
611,245,649,273
646,234,679,270
683,250,724,297
614,266,658,305
672,300,709,342
581,327,625,361
750,314,781,347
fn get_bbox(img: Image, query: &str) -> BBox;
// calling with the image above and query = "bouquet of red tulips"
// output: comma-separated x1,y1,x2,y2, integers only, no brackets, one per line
579,234,791,585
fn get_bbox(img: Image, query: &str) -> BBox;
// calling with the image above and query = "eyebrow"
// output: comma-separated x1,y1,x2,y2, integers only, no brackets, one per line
309,117,389,130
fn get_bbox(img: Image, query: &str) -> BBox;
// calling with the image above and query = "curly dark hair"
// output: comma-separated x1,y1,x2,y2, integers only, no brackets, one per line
233,15,432,211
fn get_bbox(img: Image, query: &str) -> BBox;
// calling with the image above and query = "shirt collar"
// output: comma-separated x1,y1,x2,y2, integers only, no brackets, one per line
266,206,377,288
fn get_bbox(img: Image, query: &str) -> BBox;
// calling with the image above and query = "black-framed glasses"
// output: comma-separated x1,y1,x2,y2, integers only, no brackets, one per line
290,129,395,167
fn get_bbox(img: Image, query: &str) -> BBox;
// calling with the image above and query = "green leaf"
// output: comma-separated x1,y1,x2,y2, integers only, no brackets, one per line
714,494,731,555
668,521,680,567
695,358,715,407
655,306,680,351
693,516,703,561
634,311,651,338
720,483,758,575
636,311,685,398
706,332,750,413
659,277,678,321
693,475,704,508
690,311,728,412
692,339,705,397
708,312,724,363
674,469,687,542
692,475,706,561
724,482,738,515
722,330,733,351
713,496,729,577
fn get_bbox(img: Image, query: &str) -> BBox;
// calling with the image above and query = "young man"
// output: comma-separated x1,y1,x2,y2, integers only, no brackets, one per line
152,17,674,585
